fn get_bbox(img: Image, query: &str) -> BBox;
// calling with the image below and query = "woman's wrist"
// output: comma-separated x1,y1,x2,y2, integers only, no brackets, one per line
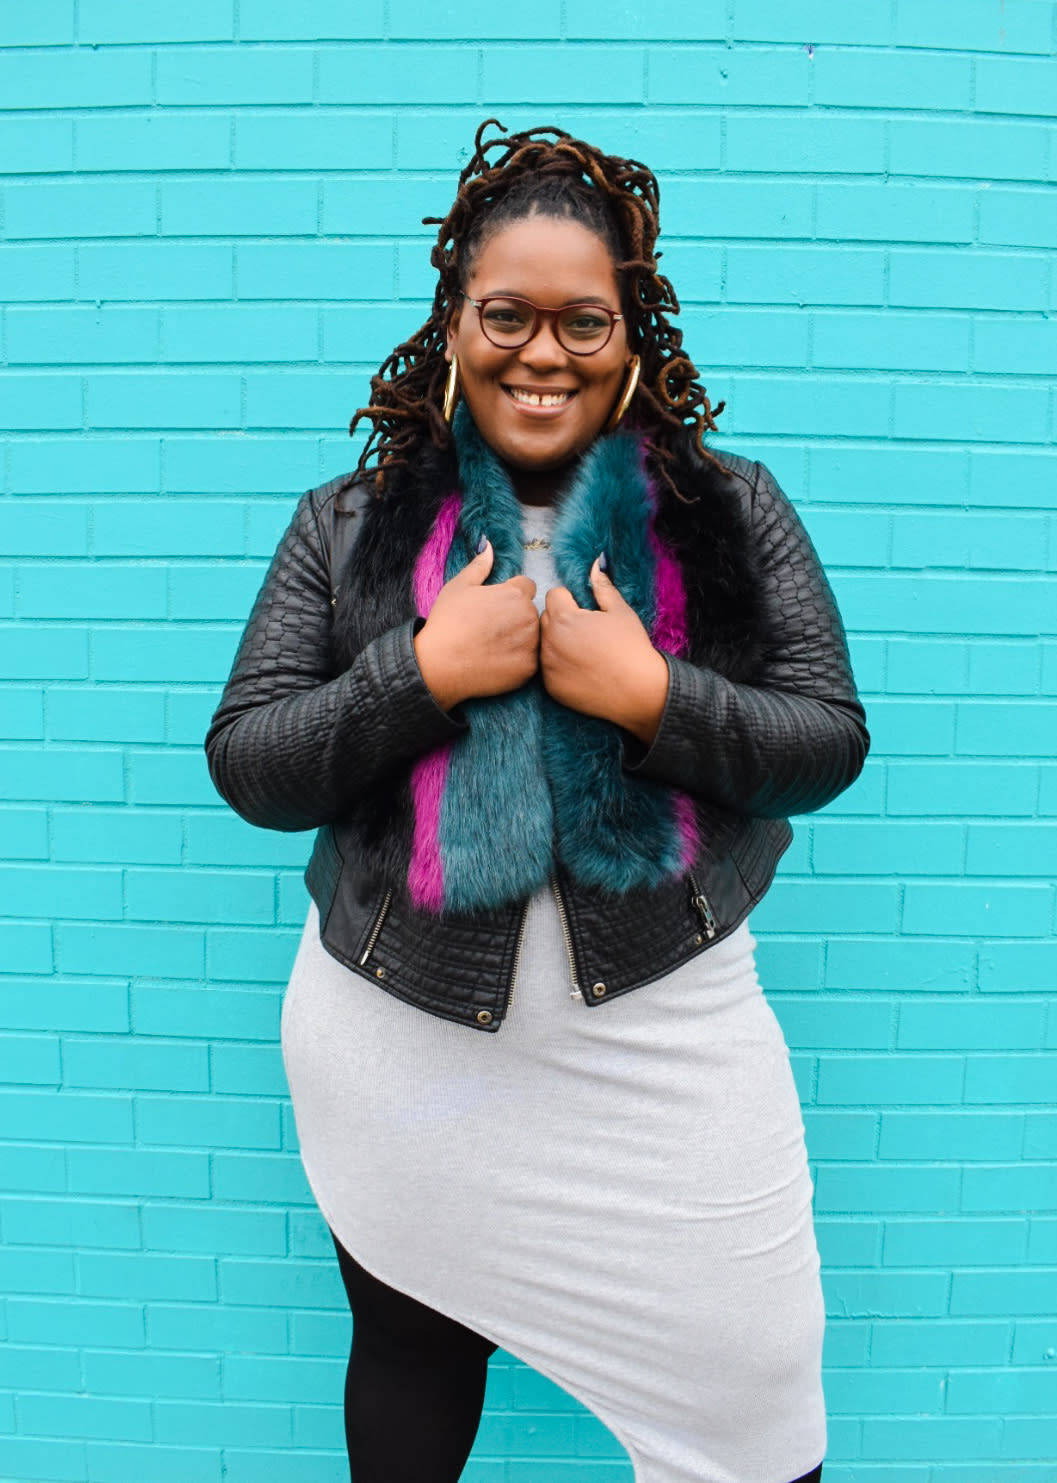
615,650,670,745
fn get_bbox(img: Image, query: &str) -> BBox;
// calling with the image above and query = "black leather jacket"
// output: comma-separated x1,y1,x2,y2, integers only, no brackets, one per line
205,450,869,1031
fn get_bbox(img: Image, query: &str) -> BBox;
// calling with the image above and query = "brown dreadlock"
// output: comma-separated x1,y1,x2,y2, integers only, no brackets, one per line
348,118,727,500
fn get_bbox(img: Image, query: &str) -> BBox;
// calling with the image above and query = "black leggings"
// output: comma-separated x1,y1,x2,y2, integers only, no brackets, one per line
331,1229,823,1483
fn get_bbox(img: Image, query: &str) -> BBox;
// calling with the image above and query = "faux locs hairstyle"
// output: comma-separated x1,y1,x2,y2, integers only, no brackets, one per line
348,118,728,499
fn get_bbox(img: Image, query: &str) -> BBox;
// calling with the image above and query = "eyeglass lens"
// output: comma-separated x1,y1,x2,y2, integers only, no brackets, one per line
478,298,614,353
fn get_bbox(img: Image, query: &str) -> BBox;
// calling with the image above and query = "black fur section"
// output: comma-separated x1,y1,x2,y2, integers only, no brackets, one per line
330,441,458,889
651,438,765,684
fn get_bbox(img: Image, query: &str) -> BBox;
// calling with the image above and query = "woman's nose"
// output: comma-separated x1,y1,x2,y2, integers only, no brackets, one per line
517,318,568,369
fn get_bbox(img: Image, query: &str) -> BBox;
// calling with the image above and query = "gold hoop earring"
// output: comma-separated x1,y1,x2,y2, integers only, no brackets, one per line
606,355,641,432
443,355,460,425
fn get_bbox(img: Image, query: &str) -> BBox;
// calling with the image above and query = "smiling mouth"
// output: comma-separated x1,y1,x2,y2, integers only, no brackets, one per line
503,385,577,408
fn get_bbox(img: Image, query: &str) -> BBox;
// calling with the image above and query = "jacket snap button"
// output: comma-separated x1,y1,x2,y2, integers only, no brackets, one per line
695,933,704,946
590,982,607,998
476,1009,493,1025
375,966,386,979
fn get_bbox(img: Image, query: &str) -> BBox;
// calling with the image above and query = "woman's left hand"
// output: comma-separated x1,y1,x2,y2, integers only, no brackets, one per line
539,557,670,745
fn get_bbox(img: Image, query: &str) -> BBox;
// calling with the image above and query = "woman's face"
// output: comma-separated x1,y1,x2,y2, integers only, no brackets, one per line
445,213,632,473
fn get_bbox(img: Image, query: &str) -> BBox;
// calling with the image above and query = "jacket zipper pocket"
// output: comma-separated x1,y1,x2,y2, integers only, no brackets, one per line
550,875,583,999
358,887,392,968
688,871,717,940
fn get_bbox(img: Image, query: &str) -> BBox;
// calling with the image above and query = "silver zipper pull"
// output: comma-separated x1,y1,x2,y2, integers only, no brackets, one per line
688,872,717,939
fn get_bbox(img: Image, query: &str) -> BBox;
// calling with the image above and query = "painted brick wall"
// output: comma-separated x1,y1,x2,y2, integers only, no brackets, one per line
2,3,1055,1480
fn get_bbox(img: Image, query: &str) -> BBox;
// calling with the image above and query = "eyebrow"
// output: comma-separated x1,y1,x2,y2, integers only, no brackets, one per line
486,292,618,308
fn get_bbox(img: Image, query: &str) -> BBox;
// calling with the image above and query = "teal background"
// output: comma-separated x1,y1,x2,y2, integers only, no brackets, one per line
2,2,1056,1479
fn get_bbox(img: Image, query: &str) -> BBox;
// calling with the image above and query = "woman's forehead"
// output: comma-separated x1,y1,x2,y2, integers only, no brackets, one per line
465,215,621,301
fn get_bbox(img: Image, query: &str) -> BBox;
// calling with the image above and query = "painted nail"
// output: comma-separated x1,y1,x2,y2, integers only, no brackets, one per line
477,534,488,554
597,549,609,573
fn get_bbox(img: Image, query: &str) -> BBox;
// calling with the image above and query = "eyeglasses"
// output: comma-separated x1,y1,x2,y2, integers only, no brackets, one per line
460,293,624,356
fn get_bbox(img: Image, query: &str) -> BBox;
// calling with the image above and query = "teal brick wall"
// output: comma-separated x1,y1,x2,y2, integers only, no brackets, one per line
2,3,1055,1479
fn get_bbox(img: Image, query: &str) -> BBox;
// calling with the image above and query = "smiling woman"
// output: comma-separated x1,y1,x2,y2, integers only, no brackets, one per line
205,118,868,1483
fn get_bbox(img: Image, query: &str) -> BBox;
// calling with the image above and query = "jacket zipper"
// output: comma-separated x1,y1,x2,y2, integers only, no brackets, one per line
688,870,717,940
550,874,583,999
358,887,392,967
503,900,530,1014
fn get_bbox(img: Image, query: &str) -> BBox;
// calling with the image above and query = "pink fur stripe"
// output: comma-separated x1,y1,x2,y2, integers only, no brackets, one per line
673,789,700,869
408,493,462,911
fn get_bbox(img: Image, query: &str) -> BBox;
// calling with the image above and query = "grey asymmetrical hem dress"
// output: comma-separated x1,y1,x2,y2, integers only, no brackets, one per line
281,501,828,1483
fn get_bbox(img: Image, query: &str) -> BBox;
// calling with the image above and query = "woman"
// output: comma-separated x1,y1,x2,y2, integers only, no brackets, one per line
205,120,869,1483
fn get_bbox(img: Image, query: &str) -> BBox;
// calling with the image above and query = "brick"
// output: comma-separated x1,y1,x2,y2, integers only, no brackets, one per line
887,761,1037,817
128,749,219,806
0,861,123,919
977,55,1057,118
0,1089,131,1144
769,997,890,1050
317,46,477,107
727,246,885,306
0,688,45,740
237,111,393,171
22,567,168,621
816,181,975,245
836,574,1052,636
92,626,234,684
974,316,1057,377
815,47,971,109
83,1347,220,1401
147,1303,286,1353
892,380,1048,445
210,1044,288,1097
730,113,886,175
872,1319,1011,1367
0,499,91,554
156,45,310,106
93,498,245,558
17,1392,150,1443
0,0,75,44
890,248,1047,311
949,1366,1057,1415
813,821,964,876
52,806,182,865
732,0,893,43
0,117,75,174
1,245,77,304
86,374,241,431
61,1035,210,1095
393,0,562,37
866,699,956,756
813,311,969,373
164,436,317,494
56,922,204,979
10,437,159,495
5,1143,67,1193
67,1145,209,1199
0,47,152,109
726,375,889,438
213,1151,314,1204
481,45,643,102
891,118,1049,183
979,943,1057,993
958,704,1055,757
880,1111,1024,1160
245,366,367,427
154,1399,293,1447
79,243,234,302
809,445,968,505
0,372,81,430
0,978,128,1033
0,1033,60,1084
0,805,48,857
815,1161,962,1209
969,642,1044,696
8,1295,143,1347
963,1057,1057,1107
0,1247,77,1295
239,0,384,37
84,1442,222,1482
898,1000,1044,1050
647,44,809,104
166,688,223,744
81,115,230,178
891,513,1049,571
80,0,234,42
200,927,317,982
140,1202,284,1254
969,449,1057,511
753,881,900,934
894,0,1052,53
161,178,317,236
826,939,974,992
126,867,273,925
237,241,393,301
6,1196,140,1251
161,306,318,364
5,181,155,241
903,883,1052,939
131,985,278,1041
3,921,54,973
185,812,310,867
0,747,123,803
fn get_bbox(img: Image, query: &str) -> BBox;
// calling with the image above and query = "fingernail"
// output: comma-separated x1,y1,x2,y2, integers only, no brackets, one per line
477,534,488,554
597,549,608,573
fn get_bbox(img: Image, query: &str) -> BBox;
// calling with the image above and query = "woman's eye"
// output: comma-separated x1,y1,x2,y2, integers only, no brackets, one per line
564,312,609,336
483,306,529,328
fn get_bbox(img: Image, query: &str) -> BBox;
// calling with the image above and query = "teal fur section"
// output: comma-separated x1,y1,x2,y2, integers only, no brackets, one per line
438,407,554,911
438,405,683,911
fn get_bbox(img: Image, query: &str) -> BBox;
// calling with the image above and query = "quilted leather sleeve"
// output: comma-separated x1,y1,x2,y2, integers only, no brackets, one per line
625,460,870,817
204,487,466,831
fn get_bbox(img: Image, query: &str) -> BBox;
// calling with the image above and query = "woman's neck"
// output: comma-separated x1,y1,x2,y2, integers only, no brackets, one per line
506,458,578,508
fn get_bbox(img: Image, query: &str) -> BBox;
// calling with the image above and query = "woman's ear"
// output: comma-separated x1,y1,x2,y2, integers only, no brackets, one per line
444,306,462,364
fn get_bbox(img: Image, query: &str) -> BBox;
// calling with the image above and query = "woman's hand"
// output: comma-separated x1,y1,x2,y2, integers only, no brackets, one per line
414,540,540,711
539,557,669,744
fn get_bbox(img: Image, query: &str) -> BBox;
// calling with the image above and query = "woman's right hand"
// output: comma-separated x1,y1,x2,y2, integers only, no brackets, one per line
413,540,539,711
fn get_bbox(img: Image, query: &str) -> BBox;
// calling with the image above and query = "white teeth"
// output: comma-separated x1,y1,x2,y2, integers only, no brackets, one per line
508,388,573,407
